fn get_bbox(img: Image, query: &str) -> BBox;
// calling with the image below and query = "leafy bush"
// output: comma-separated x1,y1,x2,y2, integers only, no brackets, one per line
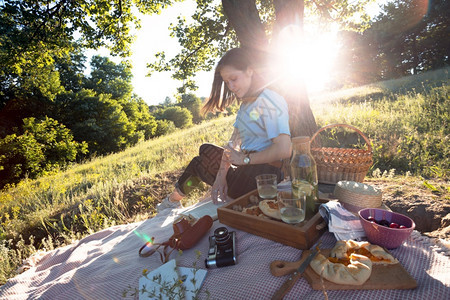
120,97,158,140
57,90,136,154
0,133,44,186
0,117,87,188
160,106,193,129
178,93,203,124
154,119,176,137
23,117,88,167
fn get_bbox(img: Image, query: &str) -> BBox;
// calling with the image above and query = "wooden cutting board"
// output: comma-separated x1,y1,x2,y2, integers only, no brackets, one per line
301,249,417,290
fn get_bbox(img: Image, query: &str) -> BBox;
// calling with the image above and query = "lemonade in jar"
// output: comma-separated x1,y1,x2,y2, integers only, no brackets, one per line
290,136,318,219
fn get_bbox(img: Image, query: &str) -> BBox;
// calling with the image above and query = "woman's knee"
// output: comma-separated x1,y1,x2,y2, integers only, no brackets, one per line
199,144,224,161
199,143,220,154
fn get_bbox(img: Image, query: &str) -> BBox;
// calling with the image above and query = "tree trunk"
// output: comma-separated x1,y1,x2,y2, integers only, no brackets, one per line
222,0,318,138
221,0,269,51
272,0,318,138
273,0,304,35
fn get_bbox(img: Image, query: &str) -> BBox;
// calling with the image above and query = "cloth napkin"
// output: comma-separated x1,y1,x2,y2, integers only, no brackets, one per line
319,200,366,241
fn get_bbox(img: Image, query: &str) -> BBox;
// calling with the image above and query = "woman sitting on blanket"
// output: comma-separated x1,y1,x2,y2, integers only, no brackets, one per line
158,48,291,210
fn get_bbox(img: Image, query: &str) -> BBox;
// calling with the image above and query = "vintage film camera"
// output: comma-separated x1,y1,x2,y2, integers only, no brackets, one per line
205,227,237,268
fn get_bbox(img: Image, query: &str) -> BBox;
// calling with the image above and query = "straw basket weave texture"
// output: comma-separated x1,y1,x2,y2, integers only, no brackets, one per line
334,181,382,214
311,124,373,185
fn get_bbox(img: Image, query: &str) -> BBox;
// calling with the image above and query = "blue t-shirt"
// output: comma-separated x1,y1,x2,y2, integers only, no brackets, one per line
233,88,290,152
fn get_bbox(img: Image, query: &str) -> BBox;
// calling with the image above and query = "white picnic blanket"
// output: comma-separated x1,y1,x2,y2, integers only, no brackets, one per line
1,199,449,299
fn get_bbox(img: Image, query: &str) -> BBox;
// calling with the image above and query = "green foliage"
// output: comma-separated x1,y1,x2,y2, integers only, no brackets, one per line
58,90,134,154
373,0,449,74
0,133,44,186
54,46,87,93
1,51,161,187
178,93,203,124
22,117,88,167
333,0,450,87
77,199,117,235
84,56,133,100
0,0,174,167
159,106,193,129
0,39,65,105
148,0,374,93
0,117,87,187
0,0,153,108
120,96,158,140
155,119,177,137
225,102,240,115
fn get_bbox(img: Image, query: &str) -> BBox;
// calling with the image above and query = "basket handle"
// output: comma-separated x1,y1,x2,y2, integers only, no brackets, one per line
310,123,372,152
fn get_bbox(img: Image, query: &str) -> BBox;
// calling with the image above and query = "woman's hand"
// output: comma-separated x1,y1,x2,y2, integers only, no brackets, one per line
211,150,231,204
211,171,228,204
223,144,245,165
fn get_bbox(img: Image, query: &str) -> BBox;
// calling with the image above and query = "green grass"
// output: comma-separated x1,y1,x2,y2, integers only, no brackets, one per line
1,69,449,284
312,84,449,178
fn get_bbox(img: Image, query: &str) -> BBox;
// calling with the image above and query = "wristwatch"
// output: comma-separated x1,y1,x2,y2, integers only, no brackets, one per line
243,153,251,165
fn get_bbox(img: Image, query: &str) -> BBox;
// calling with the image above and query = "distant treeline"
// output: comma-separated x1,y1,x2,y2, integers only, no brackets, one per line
331,0,449,88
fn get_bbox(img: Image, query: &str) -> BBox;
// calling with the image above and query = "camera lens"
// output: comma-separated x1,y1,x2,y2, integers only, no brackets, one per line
214,227,231,247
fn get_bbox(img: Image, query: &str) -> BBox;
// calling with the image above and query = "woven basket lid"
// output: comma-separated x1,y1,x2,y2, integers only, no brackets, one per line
334,180,382,214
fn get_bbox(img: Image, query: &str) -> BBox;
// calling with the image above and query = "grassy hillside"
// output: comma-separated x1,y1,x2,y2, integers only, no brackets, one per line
0,116,235,283
1,69,449,284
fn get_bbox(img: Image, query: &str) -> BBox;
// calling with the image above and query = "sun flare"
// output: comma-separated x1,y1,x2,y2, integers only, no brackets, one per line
271,25,339,93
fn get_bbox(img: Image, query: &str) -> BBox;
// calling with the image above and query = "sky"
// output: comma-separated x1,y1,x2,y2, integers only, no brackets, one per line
129,1,213,106
93,1,387,106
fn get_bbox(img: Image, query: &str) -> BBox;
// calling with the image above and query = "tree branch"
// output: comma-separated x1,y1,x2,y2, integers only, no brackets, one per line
179,23,231,73
30,0,65,43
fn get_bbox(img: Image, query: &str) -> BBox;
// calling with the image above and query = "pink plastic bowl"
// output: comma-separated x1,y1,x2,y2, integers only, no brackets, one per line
359,208,415,249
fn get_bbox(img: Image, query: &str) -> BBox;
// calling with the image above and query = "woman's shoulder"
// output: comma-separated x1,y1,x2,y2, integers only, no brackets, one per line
257,88,288,108
260,88,284,100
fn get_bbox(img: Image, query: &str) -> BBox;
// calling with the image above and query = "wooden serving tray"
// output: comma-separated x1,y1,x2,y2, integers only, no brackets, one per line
217,189,326,250
301,249,417,290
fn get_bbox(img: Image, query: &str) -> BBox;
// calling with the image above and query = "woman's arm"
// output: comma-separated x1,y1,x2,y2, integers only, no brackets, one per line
226,133,291,165
227,127,241,150
247,133,291,164
211,128,240,203
211,154,231,204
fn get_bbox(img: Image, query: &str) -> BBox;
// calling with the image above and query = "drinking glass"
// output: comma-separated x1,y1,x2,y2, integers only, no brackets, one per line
255,174,277,199
278,191,306,224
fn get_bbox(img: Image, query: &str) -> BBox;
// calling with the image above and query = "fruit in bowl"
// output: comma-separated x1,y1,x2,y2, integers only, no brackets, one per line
359,208,415,249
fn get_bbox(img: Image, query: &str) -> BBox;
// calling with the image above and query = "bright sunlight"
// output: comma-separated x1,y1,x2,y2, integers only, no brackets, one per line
271,24,340,94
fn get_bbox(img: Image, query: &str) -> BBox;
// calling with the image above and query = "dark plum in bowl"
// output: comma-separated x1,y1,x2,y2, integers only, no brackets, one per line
359,208,415,249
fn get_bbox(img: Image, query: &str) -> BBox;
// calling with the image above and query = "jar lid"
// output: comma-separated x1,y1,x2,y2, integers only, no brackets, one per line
291,136,310,144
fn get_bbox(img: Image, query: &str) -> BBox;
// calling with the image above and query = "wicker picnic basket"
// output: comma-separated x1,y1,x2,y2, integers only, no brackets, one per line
310,123,373,185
